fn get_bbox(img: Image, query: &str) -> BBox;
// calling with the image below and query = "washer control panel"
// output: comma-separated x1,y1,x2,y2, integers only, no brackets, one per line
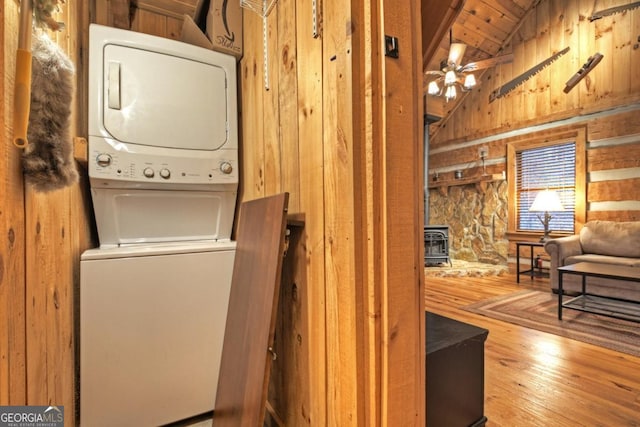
88,137,237,188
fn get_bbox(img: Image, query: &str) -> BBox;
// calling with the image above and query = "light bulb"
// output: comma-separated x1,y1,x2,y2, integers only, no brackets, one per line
444,70,456,85
427,81,440,95
445,84,457,101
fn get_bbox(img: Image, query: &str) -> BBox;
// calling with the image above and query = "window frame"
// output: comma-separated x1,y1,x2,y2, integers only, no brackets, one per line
506,127,586,239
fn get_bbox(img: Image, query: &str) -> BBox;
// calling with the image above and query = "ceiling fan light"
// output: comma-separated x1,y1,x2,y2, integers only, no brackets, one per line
464,73,476,89
445,85,457,101
444,70,456,85
427,81,440,95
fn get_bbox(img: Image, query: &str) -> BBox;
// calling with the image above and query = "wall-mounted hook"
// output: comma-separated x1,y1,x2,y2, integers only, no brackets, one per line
384,35,399,58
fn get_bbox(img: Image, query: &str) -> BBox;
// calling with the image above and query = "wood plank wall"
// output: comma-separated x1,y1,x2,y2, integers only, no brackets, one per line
241,0,425,424
4,0,426,425
428,0,640,228
1,2,94,426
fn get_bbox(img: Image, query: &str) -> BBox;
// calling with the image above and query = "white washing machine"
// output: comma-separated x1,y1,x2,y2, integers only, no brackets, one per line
80,242,234,426
81,25,239,426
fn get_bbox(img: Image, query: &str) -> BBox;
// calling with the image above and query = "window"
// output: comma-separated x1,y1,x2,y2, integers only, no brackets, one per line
507,128,586,237
517,143,576,233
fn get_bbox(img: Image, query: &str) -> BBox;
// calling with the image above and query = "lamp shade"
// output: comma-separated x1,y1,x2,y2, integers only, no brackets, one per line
427,80,440,95
529,189,565,212
463,73,476,89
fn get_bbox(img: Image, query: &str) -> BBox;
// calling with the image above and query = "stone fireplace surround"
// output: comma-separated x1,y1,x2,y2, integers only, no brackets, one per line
428,181,509,266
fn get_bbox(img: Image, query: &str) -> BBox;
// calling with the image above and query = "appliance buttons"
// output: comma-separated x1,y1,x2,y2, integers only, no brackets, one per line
96,153,112,167
160,168,171,179
143,167,155,178
220,162,233,174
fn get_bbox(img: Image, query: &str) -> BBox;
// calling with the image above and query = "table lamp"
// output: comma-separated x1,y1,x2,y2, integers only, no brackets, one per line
529,189,565,242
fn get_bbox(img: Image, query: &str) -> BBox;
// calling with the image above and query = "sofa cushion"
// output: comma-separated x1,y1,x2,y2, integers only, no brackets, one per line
565,254,640,268
579,220,640,258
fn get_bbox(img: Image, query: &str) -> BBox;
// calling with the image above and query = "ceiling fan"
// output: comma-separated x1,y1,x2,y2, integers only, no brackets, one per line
425,31,513,102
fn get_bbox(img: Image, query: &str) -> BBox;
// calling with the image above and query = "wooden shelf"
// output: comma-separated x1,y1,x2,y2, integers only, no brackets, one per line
428,173,504,194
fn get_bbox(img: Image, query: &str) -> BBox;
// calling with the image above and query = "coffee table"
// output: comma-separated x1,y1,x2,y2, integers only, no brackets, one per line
557,262,640,322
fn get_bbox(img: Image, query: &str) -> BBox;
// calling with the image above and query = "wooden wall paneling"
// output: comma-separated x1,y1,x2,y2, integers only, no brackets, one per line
294,0,326,423
131,8,170,38
561,0,580,111
588,178,640,202
463,74,478,133
578,0,598,104
588,142,640,172
354,0,381,423
276,0,300,213
586,108,640,140
240,9,266,201
521,11,537,122
535,0,551,118
93,0,109,26
379,0,425,423
322,0,359,422
268,219,308,425
547,0,566,114
24,193,73,413
612,0,632,98
588,210,640,221
631,9,640,93
23,2,91,422
496,52,514,129
265,0,305,423
263,10,282,197
1,0,27,406
136,0,202,20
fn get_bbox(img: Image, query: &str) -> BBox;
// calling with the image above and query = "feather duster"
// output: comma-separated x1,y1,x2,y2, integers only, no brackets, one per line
22,30,78,192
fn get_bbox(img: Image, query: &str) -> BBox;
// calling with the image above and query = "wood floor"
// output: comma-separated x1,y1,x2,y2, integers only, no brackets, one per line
425,271,640,426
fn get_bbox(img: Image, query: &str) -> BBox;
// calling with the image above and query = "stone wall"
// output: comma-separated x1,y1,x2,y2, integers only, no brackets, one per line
429,180,508,265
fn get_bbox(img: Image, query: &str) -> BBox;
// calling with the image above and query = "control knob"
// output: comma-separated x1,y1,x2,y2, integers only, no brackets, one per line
160,168,171,179
96,153,112,167
143,167,155,178
220,161,233,174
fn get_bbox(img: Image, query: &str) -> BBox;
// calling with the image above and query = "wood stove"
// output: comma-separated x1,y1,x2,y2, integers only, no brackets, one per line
424,225,451,266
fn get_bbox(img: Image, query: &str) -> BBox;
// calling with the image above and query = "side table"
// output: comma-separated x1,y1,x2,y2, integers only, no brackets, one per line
516,241,548,283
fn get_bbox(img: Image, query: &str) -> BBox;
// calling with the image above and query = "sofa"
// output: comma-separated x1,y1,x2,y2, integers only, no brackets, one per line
544,220,640,299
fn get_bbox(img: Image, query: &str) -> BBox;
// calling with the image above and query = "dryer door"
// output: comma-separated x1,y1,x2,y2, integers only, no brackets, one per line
102,44,229,151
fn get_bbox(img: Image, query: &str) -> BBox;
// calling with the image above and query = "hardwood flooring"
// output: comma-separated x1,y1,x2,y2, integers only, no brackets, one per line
425,271,640,426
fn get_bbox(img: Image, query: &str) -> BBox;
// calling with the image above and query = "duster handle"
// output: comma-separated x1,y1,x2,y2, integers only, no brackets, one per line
14,0,33,148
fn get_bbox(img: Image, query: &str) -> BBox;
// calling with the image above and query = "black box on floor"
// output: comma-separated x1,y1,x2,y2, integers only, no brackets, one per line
426,312,489,427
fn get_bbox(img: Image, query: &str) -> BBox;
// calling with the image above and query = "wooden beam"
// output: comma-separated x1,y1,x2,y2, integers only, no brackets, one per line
421,0,465,68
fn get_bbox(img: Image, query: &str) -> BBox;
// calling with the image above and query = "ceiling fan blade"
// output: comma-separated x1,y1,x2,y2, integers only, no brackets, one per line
448,43,467,66
425,70,445,76
461,53,514,72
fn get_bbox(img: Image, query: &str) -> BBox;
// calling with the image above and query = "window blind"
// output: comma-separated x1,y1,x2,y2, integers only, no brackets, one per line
516,142,576,233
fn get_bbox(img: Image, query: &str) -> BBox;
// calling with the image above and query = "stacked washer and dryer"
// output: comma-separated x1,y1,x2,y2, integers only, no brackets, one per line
80,25,239,426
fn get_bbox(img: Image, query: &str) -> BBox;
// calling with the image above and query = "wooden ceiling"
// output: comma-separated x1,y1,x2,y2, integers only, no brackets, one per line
422,0,540,122
109,0,542,123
